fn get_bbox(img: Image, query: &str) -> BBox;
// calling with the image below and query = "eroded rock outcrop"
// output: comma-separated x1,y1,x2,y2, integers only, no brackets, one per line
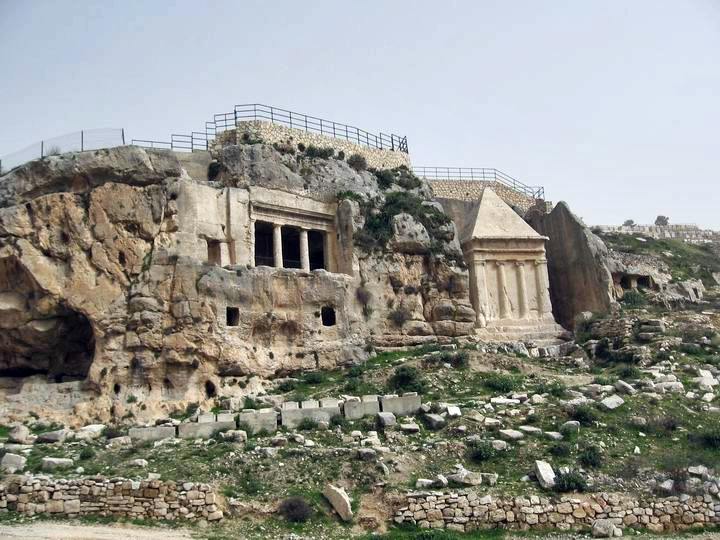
0,143,472,424
528,202,615,329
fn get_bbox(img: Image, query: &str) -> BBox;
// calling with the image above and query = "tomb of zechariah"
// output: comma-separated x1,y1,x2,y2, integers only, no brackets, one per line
0,105,561,424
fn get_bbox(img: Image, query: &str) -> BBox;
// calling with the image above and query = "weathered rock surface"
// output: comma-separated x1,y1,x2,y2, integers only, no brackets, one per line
322,484,353,522
528,202,615,329
0,144,472,425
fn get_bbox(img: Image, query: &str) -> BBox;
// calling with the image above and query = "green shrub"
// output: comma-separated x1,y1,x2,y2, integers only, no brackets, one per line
394,168,422,190
548,442,572,457
329,414,347,429
347,153,367,171
277,380,297,393
297,417,318,431
207,161,224,181
273,142,295,155
621,289,646,307
615,364,642,380
304,145,334,159
388,306,412,327
302,372,325,385
645,415,680,434
388,366,426,393
79,447,95,460
444,351,469,369
126,394,138,404
243,396,260,410
354,190,452,252
691,427,720,449
536,380,568,398
236,421,254,436
373,169,394,190
278,496,313,523
240,132,263,144
554,471,587,492
570,404,598,426
337,190,365,203
578,445,603,468
482,373,522,393
467,440,497,463
102,426,125,439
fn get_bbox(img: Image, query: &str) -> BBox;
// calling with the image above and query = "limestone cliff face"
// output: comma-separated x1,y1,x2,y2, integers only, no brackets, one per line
0,143,472,425
528,202,616,329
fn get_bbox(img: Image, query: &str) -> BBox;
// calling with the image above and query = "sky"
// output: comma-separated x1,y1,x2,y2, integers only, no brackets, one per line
1,0,719,228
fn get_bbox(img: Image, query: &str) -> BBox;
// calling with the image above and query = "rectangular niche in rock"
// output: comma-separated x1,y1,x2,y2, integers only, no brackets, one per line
226,307,240,327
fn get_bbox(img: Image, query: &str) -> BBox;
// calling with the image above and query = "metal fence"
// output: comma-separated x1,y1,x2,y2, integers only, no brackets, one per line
413,166,545,200
131,103,409,154
0,128,126,174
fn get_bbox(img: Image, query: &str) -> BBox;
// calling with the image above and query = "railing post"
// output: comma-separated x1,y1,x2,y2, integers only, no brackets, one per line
289,111,293,129
41,140,44,158
122,129,125,145
81,130,84,151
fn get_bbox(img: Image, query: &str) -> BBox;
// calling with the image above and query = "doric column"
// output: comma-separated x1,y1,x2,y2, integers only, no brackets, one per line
516,261,529,319
300,228,310,271
249,220,255,268
497,261,509,319
273,223,283,268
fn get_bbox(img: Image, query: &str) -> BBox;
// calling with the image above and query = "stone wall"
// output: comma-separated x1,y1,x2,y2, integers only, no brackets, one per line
0,475,223,521
595,224,720,245
393,491,719,534
428,180,538,214
212,121,411,170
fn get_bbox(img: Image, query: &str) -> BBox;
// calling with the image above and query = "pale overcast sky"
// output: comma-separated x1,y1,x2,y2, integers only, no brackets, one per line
1,0,719,228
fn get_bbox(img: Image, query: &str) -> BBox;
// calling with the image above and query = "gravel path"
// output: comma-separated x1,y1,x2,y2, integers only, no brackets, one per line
0,522,193,540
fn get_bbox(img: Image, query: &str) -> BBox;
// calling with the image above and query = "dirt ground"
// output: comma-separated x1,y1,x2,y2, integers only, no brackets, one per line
0,522,193,540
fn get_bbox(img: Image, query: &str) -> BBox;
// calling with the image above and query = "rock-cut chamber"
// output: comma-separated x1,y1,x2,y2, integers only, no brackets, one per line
0,257,95,381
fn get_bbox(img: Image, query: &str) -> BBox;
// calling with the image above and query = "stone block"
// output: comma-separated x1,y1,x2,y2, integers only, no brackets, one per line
128,426,177,442
216,412,235,422
237,409,278,434
177,421,235,439
343,395,380,420
380,393,422,416
197,413,216,423
281,401,341,429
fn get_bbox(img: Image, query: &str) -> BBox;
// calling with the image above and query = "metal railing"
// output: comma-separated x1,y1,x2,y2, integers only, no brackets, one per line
413,166,545,200
131,104,409,154
1,128,126,174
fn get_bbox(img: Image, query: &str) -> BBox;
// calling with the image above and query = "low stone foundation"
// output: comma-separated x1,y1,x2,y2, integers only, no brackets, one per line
393,491,719,533
0,475,223,522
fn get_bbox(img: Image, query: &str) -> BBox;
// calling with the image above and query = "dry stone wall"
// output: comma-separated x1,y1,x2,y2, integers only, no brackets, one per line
0,475,223,521
213,121,411,170
393,490,719,534
428,180,538,213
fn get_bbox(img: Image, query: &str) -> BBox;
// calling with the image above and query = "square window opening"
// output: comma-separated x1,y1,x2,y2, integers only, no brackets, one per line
226,307,240,327
321,306,336,327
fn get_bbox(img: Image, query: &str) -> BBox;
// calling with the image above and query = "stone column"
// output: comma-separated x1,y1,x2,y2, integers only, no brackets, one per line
249,220,255,268
472,259,489,326
497,261,509,320
299,229,310,271
534,259,551,318
516,262,529,319
273,223,283,268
